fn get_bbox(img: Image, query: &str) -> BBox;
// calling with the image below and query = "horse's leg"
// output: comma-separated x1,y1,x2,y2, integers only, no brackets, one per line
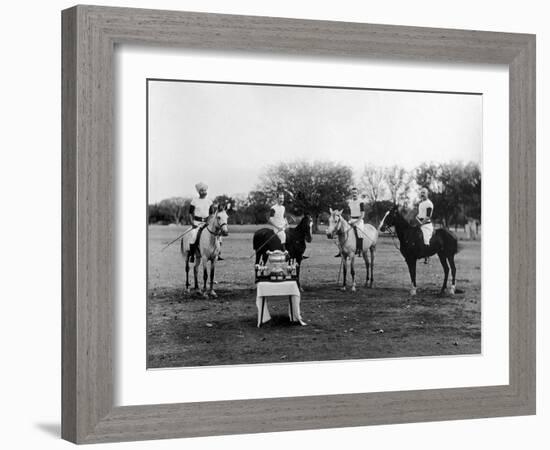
448,254,457,294
350,255,356,292
341,257,347,291
369,246,375,288
209,259,217,298
296,257,303,292
437,252,449,295
202,257,209,298
193,257,200,292
184,253,191,294
406,258,417,296
363,249,370,288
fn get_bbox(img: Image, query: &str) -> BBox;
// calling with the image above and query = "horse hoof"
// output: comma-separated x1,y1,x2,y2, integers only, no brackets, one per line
409,288,417,296
351,286,356,293
210,290,218,299
340,286,346,292
202,292,209,299
450,285,456,295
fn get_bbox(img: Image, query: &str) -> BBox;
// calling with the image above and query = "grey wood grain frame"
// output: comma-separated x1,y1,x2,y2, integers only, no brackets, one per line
62,5,536,444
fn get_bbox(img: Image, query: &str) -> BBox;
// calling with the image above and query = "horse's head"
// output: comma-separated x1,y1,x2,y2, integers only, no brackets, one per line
213,204,229,236
326,208,344,239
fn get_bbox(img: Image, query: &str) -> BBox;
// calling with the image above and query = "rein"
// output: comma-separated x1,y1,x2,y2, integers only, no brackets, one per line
204,213,227,238
330,216,352,251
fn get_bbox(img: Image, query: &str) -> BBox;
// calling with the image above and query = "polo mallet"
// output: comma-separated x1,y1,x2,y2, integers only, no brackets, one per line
336,255,344,286
161,227,194,252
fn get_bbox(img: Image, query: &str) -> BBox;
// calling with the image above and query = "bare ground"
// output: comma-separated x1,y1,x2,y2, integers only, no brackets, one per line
147,225,481,368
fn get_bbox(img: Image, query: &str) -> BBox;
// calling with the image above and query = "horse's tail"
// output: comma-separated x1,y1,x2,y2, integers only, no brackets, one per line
438,228,459,255
377,211,390,232
253,228,273,251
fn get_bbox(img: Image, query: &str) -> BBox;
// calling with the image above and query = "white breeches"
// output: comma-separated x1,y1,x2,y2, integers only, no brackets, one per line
274,228,286,244
350,219,364,234
421,223,434,245
190,222,206,244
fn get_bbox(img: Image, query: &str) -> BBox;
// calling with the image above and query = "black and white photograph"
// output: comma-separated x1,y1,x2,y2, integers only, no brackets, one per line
147,79,482,369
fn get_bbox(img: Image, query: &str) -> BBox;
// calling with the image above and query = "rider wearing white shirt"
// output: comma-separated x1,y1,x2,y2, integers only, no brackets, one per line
347,187,365,256
335,187,365,257
416,187,434,246
188,182,224,262
268,192,288,252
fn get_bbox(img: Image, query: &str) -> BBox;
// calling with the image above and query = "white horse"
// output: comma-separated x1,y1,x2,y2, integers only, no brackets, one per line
181,205,229,298
326,208,378,291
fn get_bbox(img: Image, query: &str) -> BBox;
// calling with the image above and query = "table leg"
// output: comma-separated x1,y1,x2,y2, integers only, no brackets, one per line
259,297,265,328
289,296,294,322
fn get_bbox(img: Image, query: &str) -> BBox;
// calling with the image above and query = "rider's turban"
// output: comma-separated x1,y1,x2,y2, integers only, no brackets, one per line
195,182,208,192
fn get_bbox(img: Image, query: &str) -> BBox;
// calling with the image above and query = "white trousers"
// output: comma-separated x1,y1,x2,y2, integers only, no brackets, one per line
420,223,434,245
350,219,364,234
273,227,286,244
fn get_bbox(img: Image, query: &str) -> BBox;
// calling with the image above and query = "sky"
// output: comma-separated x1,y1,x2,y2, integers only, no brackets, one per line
148,80,482,202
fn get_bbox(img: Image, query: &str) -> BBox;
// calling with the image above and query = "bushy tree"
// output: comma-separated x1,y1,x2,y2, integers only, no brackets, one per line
415,161,481,227
150,197,190,224
258,160,353,231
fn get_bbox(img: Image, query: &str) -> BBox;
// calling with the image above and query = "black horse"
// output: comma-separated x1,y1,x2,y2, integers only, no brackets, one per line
381,205,458,296
253,214,313,289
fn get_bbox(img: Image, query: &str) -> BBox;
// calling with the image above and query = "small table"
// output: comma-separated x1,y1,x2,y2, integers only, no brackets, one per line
256,280,306,327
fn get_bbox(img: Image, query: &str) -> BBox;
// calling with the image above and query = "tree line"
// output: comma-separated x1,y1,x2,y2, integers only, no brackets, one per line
148,160,481,230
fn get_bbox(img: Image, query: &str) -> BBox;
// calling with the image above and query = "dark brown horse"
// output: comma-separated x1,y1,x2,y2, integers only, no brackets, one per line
381,205,458,296
253,214,313,289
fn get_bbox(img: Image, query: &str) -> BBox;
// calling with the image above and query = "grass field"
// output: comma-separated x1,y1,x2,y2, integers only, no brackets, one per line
147,224,481,368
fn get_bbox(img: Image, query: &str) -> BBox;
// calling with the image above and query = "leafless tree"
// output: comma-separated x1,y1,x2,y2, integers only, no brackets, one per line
359,165,387,203
385,165,412,207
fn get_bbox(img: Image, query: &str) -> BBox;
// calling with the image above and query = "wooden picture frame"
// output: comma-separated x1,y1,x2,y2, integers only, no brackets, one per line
62,5,536,444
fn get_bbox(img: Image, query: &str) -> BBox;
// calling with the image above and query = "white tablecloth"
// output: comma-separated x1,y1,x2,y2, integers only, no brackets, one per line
256,281,305,327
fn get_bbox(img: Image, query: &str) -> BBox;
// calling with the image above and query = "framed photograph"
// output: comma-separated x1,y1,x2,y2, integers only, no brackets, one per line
62,5,535,444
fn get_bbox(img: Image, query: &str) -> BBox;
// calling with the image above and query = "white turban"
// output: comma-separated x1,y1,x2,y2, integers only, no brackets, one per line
195,182,208,192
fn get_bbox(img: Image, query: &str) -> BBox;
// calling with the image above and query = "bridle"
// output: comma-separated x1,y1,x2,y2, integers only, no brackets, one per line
380,212,401,251
205,211,228,237
329,213,351,242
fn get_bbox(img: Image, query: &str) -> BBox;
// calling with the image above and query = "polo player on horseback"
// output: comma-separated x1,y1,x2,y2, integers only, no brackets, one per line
188,182,224,262
416,187,434,248
268,192,288,252
335,187,365,257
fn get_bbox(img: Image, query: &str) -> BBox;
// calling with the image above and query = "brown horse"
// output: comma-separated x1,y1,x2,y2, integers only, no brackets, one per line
252,214,313,290
380,205,458,296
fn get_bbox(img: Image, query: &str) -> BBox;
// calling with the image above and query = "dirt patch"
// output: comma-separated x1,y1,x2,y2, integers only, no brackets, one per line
147,225,481,368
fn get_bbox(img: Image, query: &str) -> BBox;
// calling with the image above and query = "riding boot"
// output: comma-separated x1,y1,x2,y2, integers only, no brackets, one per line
356,238,363,256
217,254,224,261
334,252,341,258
